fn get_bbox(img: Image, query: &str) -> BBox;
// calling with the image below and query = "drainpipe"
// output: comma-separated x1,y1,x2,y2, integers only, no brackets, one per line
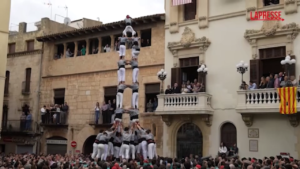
36,41,44,154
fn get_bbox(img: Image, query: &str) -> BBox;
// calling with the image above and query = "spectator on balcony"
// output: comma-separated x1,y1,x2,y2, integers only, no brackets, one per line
81,45,86,55
66,48,73,57
181,84,189,94
165,85,173,94
61,102,69,124
240,81,248,90
104,44,111,53
280,76,289,87
279,72,284,82
101,101,110,124
147,99,153,112
248,81,257,90
25,112,32,131
192,84,200,93
291,76,297,86
20,112,26,131
41,105,46,124
172,83,181,94
258,77,267,89
153,98,158,111
186,81,193,93
55,104,61,124
22,104,30,116
266,77,274,88
95,102,100,124
274,74,280,88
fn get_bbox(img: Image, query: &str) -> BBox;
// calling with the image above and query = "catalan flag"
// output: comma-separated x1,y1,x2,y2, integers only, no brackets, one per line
278,87,297,114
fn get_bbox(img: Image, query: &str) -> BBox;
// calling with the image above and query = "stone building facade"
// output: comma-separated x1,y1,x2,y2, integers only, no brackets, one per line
1,18,74,154
36,14,164,155
158,0,300,158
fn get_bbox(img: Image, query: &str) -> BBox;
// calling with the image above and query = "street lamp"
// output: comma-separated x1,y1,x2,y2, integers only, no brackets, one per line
236,60,248,83
157,69,167,94
197,64,208,92
280,55,296,87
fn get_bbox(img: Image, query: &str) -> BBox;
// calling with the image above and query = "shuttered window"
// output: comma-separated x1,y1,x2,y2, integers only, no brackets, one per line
145,83,160,94
27,40,34,51
184,0,197,21
4,71,10,95
54,89,65,98
8,43,16,53
25,68,31,93
17,145,33,154
104,86,117,96
47,144,67,155
179,57,199,68
259,46,285,59
171,68,182,86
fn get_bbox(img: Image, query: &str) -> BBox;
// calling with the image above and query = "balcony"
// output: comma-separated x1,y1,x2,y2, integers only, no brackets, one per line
21,81,30,95
40,111,68,127
88,110,113,128
236,88,300,127
155,93,214,126
1,120,36,136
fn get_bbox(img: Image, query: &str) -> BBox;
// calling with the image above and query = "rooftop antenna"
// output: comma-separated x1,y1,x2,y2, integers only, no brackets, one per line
64,17,71,25
44,2,53,19
97,17,100,21
58,5,68,17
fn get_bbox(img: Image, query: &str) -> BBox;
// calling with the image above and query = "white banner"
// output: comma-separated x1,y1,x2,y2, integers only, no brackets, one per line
46,140,67,145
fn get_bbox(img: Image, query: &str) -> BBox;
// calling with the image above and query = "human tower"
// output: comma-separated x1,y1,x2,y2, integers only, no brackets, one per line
91,15,157,162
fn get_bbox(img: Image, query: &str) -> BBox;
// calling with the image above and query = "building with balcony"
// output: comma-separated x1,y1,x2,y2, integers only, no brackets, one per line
2,18,74,154
36,14,165,155
159,0,300,158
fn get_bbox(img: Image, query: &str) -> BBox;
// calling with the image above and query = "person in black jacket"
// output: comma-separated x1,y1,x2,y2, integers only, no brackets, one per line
165,85,173,94
172,83,181,94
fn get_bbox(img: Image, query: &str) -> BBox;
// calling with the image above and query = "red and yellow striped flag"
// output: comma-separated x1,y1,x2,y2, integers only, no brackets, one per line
277,87,297,114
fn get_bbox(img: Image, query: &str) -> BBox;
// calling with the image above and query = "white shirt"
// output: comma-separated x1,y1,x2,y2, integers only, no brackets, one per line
219,146,227,153
41,108,46,115
95,106,100,111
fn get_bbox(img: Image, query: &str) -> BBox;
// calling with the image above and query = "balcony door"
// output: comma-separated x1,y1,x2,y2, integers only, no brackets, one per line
250,46,294,85
171,57,199,86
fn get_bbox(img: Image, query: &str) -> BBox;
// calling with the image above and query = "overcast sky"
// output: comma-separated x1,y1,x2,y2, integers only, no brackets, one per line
9,0,165,31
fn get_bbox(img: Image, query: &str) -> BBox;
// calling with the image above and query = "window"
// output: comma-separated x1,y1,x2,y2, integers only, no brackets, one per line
4,71,10,95
8,43,16,53
24,68,31,93
54,89,65,104
104,86,117,104
89,38,99,54
145,83,160,112
27,40,34,51
184,0,197,21
220,122,237,148
141,29,152,47
55,44,65,59
264,0,279,6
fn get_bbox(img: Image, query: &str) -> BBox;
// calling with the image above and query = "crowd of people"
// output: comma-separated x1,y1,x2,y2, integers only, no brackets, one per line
165,79,205,94
40,103,69,125
240,73,299,90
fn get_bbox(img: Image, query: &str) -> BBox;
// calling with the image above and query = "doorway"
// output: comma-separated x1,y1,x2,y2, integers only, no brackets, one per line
261,57,285,77
83,135,97,155
177,123,202,158
181,66,198,84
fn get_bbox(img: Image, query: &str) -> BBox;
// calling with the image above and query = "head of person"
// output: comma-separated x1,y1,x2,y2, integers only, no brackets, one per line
146,129,151,134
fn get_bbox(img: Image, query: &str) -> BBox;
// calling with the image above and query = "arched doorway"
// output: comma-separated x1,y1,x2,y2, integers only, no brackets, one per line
46,136,67,155
220,122,237,148
83,135,96,155
177,123,202,158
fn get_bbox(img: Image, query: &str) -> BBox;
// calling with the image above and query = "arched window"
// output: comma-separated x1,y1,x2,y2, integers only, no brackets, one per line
221,122,237,148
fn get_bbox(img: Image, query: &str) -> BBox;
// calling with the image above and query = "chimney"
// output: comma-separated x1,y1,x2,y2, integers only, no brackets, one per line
18,22,27,33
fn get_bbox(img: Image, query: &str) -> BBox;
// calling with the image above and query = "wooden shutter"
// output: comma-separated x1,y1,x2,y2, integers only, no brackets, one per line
25,68,31,92
171,67,182,86
259,46,285,59
8,43,15,53
180,57,199,68
104,86,117,96
4,71,9,95
54,89,65,98
145,83,160,94
288,55,296,77
250,60,261,85
27,40,34,51
184,0,197,21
